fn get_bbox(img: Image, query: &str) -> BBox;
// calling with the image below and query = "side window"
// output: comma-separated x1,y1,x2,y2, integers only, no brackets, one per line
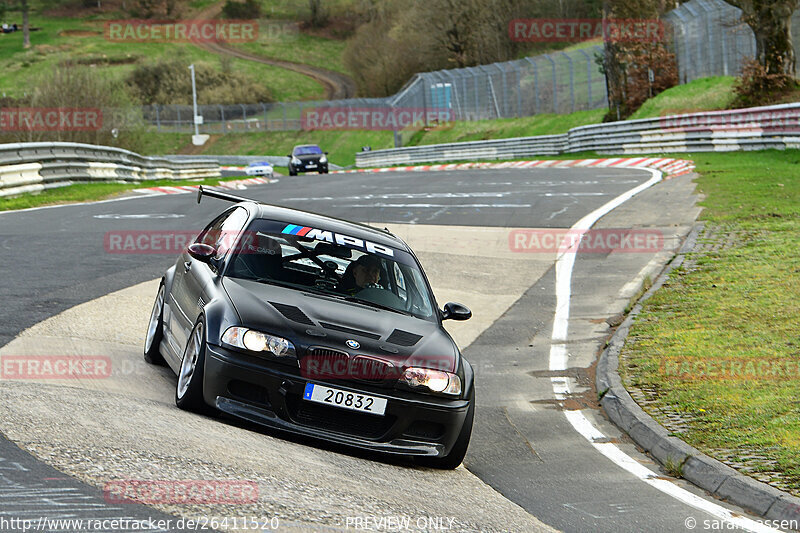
196,212,229,246
214,208,249,260
194,208,249,261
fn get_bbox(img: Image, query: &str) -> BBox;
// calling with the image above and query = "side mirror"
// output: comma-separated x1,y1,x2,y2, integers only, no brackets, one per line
324,151,329,155
188,243,216,263
442,302,471,321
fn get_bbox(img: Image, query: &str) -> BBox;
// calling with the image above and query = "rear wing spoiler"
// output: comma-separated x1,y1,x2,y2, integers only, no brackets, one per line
196,185,253,205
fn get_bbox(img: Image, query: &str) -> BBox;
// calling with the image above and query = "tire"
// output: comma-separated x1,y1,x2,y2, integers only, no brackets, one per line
416,388,475,469
144,283,166,365
175,317,209,413
288,166,297,176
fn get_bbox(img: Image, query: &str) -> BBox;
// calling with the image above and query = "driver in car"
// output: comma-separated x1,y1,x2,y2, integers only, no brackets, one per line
340,254,381,294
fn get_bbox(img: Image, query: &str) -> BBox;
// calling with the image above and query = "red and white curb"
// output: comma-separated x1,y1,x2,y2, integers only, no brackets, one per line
133,177,273,196
333,157,695,178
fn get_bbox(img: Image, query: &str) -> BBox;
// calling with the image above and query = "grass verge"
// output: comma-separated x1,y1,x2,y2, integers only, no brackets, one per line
0,174,259,212
618,149,800,495
0,7,325,101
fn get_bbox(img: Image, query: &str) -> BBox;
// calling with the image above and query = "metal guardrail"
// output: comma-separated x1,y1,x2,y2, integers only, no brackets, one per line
0,142,220,198
355,103,800,167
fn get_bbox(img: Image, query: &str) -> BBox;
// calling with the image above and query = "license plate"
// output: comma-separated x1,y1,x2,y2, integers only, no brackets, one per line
303,383,386,416
307,164,316,168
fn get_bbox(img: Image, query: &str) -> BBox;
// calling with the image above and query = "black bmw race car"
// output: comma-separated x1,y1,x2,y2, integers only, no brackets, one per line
287,144,328,175
144,187,475,468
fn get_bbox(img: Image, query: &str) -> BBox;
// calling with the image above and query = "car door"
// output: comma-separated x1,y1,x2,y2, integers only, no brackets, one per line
168,207,249,361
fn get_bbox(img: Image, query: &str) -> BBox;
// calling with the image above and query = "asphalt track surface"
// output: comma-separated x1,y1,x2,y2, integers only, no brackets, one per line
0,168,766,532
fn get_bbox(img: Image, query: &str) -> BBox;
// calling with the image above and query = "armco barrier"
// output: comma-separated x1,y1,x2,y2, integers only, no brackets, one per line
0,142,220,198
356,103,800,167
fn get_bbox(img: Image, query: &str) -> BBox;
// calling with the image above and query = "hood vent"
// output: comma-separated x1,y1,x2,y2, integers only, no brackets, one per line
269,302,314,326
319,322,381,340
386,329,422,347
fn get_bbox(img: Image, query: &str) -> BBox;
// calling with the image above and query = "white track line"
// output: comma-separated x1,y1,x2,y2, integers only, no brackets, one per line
549,168,779,533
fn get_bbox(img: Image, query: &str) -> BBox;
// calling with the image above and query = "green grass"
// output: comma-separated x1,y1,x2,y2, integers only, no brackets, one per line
235,26,349,75
134,74,739,161
619,149,800,494
0,174,258,212
189,130,395,167
136,110,608,165
628,77,738,120
0,9,325,101
405,109,607,145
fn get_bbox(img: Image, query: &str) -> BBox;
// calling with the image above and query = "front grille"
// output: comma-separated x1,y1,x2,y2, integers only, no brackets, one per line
288,395,395,439
300,347,350,380
350,355,397,384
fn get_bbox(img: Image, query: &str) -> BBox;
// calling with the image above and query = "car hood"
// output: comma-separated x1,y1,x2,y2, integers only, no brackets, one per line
222,277,458,373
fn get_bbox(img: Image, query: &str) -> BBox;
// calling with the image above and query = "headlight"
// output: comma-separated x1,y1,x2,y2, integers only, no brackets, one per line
401,367,462,396
291,156,301,164
221,327,295,357
319,154,327,163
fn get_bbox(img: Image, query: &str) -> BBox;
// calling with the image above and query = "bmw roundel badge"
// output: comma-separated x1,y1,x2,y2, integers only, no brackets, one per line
345,339,360,350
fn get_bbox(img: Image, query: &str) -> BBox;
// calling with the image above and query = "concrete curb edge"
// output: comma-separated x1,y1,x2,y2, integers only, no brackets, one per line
595,220,800,526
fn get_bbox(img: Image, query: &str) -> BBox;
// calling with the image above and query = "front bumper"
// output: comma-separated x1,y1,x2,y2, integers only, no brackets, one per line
291,162,328,173
203,344,470,457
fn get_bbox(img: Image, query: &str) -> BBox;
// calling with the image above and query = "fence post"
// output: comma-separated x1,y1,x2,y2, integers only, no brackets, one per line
496,64,508,118
421,73,429,127
562,52,575,113
176,107,181,133
260,102,268,130
473,69,480,118
513,63,522,117
719,8,729,76
446,71,462,120
543,54,557,113
578,49,592,108
219,105,225,134
155,105,161,133
240,104,247,131
524,58,540,115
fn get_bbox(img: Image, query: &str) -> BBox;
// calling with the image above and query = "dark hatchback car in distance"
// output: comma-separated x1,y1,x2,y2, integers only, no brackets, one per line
288,144,328,175
144,188,475,468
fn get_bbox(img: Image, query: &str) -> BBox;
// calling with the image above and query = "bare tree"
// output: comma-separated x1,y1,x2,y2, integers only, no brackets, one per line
309,0,328,28
723,0,799,75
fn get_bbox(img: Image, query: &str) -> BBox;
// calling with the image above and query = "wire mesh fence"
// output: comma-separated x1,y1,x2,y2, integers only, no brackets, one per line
664,0,800,83
142,0,800,135
143,46,608,134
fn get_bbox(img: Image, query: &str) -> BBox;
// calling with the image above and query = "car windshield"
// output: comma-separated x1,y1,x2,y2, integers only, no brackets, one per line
249,162,270,166
294,146,322,155
225,219,436,320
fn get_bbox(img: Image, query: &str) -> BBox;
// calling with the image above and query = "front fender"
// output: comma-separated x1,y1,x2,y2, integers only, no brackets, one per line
201,288,242,349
